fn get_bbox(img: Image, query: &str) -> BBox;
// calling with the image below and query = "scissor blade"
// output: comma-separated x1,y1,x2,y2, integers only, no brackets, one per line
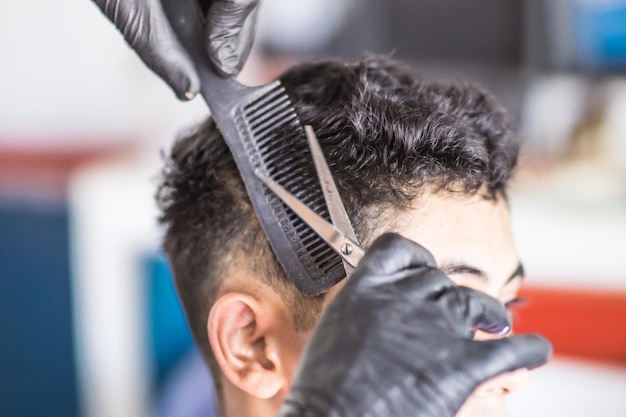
305,126,358,241
255,169,364,269
304,125,359,275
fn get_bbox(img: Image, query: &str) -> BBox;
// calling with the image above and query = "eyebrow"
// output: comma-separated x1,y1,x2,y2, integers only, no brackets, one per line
440,261,525,285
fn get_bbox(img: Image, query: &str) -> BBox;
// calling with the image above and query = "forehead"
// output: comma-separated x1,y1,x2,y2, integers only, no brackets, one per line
322,191,520,308
393,192,519,292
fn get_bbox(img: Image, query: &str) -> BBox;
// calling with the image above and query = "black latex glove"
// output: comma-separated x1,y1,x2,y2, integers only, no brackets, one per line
93,0,259,99
279,233,552,417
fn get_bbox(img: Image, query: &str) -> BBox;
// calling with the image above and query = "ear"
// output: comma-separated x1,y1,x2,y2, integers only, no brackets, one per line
208,292,294,399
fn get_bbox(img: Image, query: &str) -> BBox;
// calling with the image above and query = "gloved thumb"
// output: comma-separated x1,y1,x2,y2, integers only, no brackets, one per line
205,0,259,77
469,334,552,382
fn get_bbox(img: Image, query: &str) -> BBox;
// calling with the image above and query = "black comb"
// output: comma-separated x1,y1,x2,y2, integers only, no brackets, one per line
161,0,345,295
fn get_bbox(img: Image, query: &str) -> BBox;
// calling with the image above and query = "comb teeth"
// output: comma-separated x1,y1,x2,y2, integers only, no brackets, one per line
162,0,344,295
239,84,344,285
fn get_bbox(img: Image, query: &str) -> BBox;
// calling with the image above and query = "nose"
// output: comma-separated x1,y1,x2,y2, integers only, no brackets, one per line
477,368,530,396
473,328,531,395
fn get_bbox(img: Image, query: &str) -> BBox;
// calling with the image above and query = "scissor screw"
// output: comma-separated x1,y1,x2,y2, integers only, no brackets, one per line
341,244,353,255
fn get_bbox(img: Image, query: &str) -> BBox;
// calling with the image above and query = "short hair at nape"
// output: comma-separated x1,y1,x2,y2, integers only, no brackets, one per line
156,54,518,389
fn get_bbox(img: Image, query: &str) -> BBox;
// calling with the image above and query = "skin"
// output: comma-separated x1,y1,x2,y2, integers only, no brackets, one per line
210,191,530,417
397,191,528,417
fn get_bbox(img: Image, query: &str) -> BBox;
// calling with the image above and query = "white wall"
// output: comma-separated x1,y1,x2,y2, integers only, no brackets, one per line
0,0,208,145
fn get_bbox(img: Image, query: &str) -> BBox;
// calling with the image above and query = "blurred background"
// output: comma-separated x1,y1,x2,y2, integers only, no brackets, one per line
1,0,625,416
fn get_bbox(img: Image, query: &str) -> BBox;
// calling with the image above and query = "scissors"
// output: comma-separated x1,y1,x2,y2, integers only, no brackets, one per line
255,125,365,277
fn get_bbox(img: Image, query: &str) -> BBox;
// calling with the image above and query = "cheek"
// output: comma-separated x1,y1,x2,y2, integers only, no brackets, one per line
321,280,347,311
455,394,507,417
282,330,311,387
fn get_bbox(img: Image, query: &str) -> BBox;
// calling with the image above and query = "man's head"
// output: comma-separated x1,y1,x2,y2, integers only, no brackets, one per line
157,55,522,416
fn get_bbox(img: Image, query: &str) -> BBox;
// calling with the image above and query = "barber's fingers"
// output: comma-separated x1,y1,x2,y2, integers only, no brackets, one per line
205,0,259,77
435,286,512,335
141,4,200,99
93,0,200,99
350,233,439,287
469,334,553,382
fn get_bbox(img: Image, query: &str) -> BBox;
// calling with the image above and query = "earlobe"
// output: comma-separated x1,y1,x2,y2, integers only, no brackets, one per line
208,292,284,399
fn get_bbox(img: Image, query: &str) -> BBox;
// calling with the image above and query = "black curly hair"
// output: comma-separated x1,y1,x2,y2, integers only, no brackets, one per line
156,55,518,391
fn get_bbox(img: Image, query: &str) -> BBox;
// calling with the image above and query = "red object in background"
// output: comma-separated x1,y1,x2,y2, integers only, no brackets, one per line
514,285,626,364
0,141,134,200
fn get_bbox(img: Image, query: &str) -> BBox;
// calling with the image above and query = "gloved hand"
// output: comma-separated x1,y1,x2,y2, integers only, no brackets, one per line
92,0,259,99
279,233,552,417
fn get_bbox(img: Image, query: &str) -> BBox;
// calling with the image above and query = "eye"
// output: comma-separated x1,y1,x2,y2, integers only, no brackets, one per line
504,297,526,322
504,297,526,308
